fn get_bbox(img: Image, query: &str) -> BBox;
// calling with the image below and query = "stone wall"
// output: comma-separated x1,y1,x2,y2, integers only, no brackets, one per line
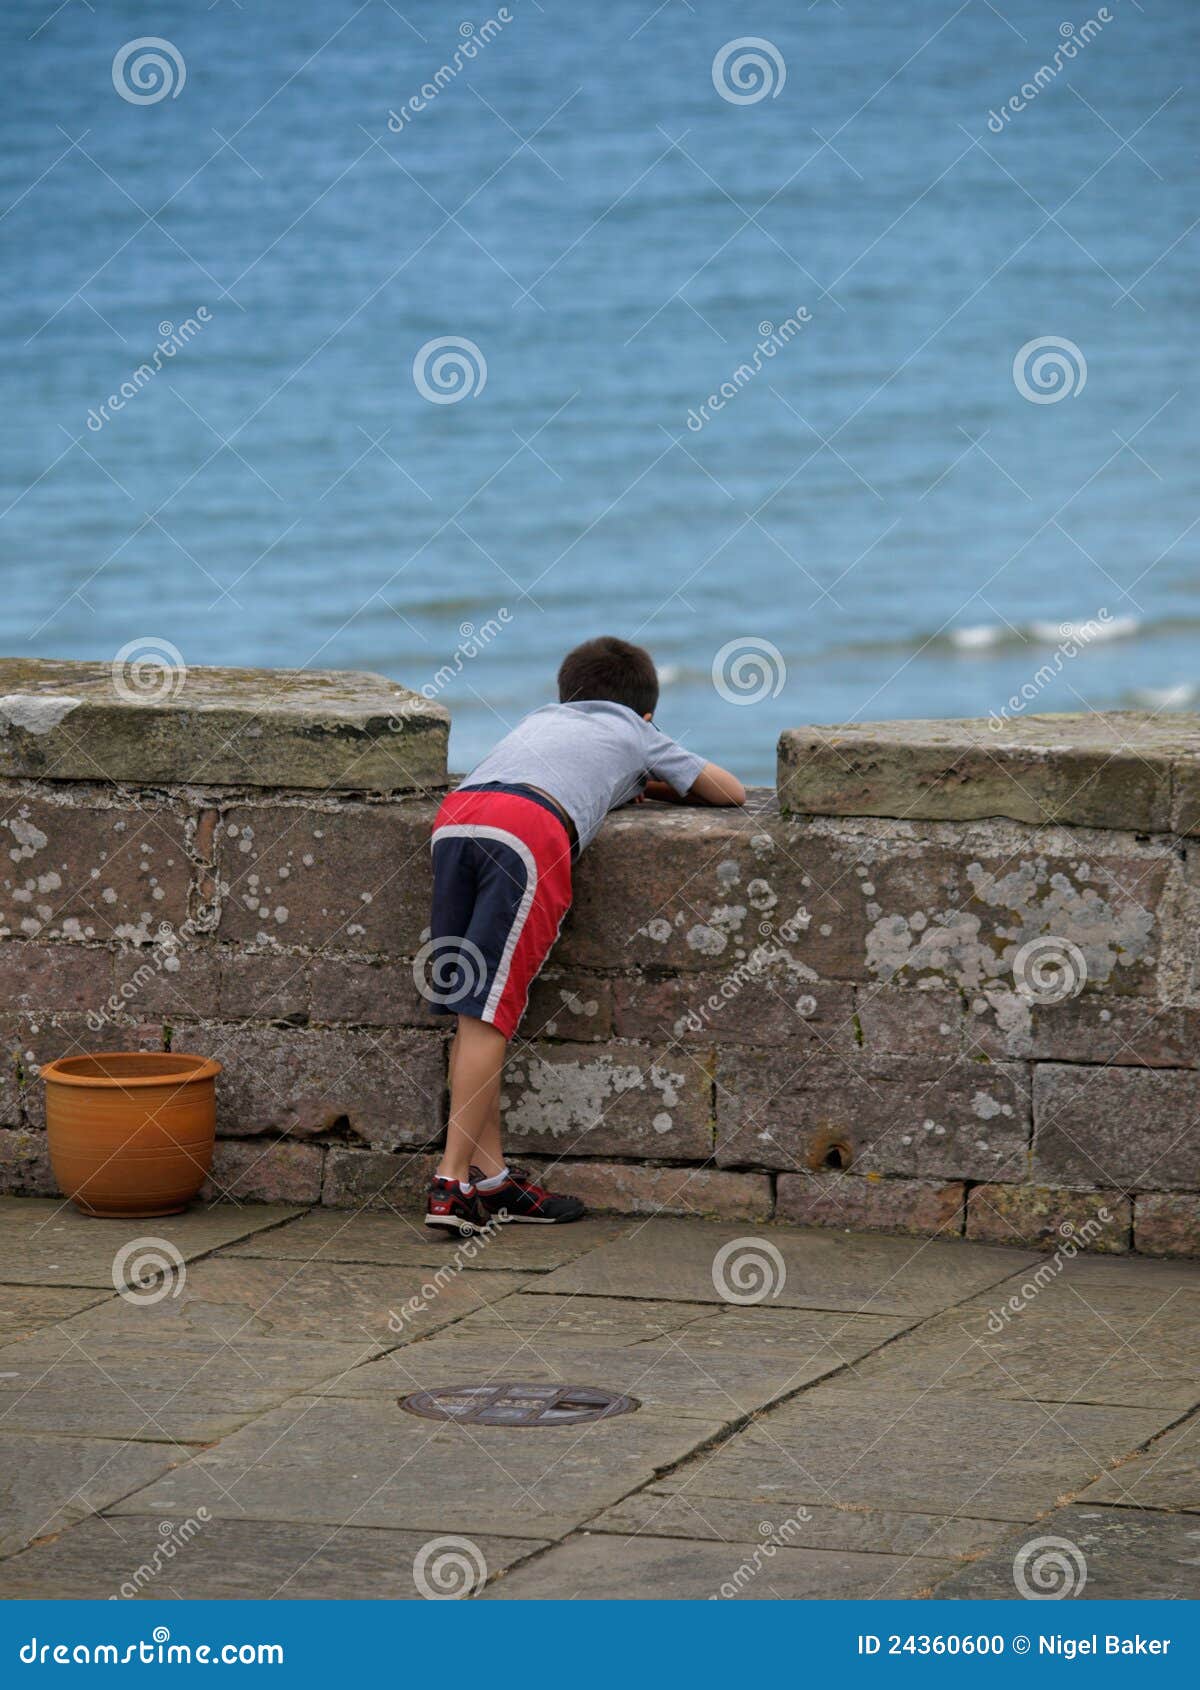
1,662,1197,1255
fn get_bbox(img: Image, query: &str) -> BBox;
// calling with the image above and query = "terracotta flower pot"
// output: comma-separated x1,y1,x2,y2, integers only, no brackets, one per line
41,1051,221,1219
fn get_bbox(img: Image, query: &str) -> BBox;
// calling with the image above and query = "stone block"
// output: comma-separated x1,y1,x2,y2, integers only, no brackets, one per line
321,1147,438,1209
0,944,112,1017
185,1021,445,1150
559,803,869,981
715,1047,1029,1180
216,801,436,951
531,1160,772,1221
778,712,1187,831
966,1184,1130,1252
612,971,855,1048
0,658,448,792
502,1039,712,1159
1133,1191,1200,1257
111,943,219,1021
220,949,309,1021
521,971,613,1041
309,955,433,1028
0,1128,57,1196
861,838,1166,1010
776,1171,964,1236
1033,1064,1200,1190
0,794,191,941
855,984,962,1054
201,1139,325,1205
1027,999,1200,1068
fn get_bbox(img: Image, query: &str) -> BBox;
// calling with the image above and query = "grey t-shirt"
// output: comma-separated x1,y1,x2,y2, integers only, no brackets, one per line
463,700,707,850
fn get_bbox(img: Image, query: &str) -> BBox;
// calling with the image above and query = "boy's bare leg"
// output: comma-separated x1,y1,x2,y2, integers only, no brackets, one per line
437,1015,507,1183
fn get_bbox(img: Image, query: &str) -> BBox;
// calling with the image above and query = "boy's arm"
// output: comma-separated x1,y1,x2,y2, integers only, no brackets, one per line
643,762,746,807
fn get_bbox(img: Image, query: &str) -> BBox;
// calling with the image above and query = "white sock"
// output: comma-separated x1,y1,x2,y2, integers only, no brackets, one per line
457,1180,475,1195
476,1167,510,1192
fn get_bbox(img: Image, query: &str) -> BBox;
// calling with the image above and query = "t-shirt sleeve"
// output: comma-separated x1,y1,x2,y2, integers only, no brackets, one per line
642,723,708,795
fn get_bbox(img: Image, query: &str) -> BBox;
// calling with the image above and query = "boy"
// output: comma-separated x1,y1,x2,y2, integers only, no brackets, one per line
424,635,746,1235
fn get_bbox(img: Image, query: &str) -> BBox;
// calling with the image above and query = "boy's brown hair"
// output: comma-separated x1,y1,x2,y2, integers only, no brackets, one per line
557,636,659,719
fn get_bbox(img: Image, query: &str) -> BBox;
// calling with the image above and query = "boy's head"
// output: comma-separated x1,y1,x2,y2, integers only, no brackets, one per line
557,636,658,720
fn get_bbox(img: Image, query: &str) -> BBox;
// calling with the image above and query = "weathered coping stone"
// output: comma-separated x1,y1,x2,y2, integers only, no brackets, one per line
778,712,1200,833
0,658,447,792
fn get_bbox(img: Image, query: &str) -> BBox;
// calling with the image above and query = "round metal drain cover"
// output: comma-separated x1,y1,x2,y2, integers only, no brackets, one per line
399,1382,640,1427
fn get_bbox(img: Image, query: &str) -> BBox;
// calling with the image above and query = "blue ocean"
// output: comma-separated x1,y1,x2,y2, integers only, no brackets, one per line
3,0,1196,782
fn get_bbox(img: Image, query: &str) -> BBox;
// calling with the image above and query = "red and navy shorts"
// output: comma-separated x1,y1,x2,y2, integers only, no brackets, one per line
426,783,574,1041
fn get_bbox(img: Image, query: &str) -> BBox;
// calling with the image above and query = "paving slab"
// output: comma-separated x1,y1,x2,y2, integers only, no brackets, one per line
60,1257,530,1346
984,1253,1200,1300
535,1218,1037,1316
0,1514,545,1599
590,1489,1009,1560
0,1432,178,1558
675,1306,916,1359
842,1298,1200,1410
318,1333,816,1423
1079,1411,1200,1512
0,1285,111,1342
444,1292,721,1348
932,1504,1200,1599
109,1395,725,1541
0,1198,301,1288
0,1327,377,1442
483,1531,957,1600
656,1386,1179,1522
219,1209,627,1271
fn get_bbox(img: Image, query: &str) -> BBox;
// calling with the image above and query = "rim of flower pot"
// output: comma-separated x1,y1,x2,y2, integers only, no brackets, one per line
40,1052,222,1088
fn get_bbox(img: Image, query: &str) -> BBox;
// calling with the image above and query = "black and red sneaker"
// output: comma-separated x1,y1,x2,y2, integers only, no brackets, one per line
424,1175,492,1237
469,1166,586,1225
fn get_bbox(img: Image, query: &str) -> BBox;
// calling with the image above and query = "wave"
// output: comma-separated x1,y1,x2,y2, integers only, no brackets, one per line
944,616,1141,652
1124,683,1200,710
839,614,1170,658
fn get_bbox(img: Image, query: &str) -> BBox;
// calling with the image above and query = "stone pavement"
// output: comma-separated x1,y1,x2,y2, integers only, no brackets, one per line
0,1196,1197,1601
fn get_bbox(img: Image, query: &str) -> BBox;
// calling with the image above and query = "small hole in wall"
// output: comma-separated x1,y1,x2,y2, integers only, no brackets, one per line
805,1130,855,1174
